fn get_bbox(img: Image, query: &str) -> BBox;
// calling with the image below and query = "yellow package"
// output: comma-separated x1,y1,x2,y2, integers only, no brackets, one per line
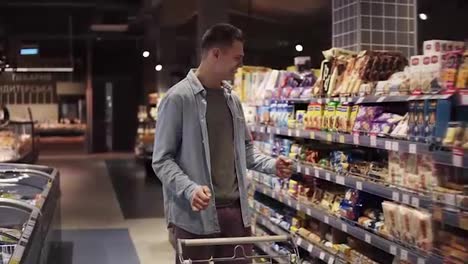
335,103,352,132
324,102,339,131
310,103,324,129
456,52,468,89
349,105,359,133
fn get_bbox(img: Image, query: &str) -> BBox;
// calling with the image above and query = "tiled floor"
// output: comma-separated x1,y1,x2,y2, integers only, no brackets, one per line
39,152,174,264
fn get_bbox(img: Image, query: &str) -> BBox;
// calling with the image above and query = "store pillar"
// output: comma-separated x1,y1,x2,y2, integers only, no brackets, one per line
156,27,178,92
197,0,230,62
332,0,417,57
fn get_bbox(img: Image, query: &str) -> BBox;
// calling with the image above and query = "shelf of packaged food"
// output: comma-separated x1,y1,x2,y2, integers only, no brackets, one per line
251,168,467,231
433,207,468,231
252,182,443,264
254,213,345,264
252,227,295,264
256,94,453,106
252,167,432,210
253,242,290,264
249,124,468,168
432,149,468,168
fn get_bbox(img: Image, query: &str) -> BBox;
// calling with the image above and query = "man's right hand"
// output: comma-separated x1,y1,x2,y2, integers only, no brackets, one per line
191,186,212,211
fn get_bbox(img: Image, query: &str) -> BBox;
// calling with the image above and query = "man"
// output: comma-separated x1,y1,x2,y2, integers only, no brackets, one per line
152,23,293,264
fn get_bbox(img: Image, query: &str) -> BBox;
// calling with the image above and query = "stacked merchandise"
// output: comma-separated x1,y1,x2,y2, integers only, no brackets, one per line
251,191,391,264
238,40,467,106
247,40,468,264
312,48,408,98
410,40,465,94
234,67,319,105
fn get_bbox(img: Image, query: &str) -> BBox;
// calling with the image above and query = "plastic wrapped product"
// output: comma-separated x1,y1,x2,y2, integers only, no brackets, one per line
382,201,399,239
398,205,413,243
339,189,362,221
320,192,335,211
411,210,433,251
296,110,306,128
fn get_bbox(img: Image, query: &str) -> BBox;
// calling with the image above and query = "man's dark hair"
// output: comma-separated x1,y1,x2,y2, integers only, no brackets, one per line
201,23,244,54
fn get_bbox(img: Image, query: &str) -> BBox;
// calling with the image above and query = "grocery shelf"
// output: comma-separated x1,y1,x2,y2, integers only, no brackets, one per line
256,94,453,106
253,242,290,264
252,167,432,209
254,213,345,264
252,182,444,264
252,168,467,231
249,124,468,168
432,149,468,168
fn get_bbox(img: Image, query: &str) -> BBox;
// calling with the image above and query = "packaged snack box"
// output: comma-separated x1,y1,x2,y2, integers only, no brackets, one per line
408,101,418,141
423,40,465,56
336,103,352,132
324,101,339,131
441,51,463,91
409,55,444,94
455,51,468,89
415,101,426,142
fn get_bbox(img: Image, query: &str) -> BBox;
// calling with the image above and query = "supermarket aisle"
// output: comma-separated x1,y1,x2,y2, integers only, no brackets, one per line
39,152,174,264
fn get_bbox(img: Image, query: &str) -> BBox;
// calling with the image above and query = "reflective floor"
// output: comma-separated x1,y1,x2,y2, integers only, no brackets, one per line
39,151,174,264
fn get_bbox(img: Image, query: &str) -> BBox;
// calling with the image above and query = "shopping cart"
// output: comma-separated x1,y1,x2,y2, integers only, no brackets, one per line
177,235,299,264
1,244,15,264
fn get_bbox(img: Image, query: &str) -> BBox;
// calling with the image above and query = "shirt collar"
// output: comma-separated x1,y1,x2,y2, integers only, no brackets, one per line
187,69,233,96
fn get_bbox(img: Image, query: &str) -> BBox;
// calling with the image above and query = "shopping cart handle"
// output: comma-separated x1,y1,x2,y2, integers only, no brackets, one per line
179,235,289,247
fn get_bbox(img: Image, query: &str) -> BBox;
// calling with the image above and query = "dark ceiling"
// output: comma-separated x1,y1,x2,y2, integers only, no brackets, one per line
0,0,467,72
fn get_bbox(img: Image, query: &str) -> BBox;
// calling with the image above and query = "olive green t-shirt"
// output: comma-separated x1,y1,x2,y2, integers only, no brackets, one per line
205,87,239,206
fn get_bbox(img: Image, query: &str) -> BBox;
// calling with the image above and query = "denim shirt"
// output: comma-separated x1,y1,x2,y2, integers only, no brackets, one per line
152,70,276,235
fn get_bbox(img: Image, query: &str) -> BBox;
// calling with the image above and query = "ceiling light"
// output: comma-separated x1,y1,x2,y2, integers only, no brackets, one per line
295,44,303,52
155,64,163,71
142,51,150,58
419,13,428,20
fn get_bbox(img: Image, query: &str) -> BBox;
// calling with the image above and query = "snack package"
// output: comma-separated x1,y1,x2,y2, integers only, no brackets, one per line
423,40,465,56
382,201,399,239
339,189,362,221
336,103,352,132
269,101,278,126
311,103,325,129
434,98,452,144
414,101,427,142
442,122,464,147
442,51,463,92
403,153,419,190
409,55,444,94
323,101,339,131
390,114,409,139
320,191,336,211
408,100,418,141
417,154,432,190
370,113,404,136
296,110,306,129
388,151,406,185
349,105,359,133
411,210,433,251
455,51,468,89
397,206,413,243
289,144,302,160
258,106,270,125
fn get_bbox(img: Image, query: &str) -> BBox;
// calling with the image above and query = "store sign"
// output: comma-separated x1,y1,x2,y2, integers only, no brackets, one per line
0,73,57,104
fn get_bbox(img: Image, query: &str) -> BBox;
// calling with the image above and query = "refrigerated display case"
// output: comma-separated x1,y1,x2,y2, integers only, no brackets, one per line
0,106,39,164
0,163,60,264
0,121,40,164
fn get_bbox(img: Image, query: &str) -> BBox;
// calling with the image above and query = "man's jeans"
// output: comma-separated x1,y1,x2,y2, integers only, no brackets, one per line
174,200,252,264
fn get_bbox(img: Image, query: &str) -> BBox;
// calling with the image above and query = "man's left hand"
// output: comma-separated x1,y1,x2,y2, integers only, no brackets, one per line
276,156,293,179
